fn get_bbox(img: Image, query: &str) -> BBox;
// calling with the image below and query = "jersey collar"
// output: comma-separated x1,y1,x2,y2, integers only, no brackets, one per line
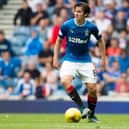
74,18,87,27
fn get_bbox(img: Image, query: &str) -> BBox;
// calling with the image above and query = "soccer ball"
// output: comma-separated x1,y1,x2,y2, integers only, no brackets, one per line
65,107,81,123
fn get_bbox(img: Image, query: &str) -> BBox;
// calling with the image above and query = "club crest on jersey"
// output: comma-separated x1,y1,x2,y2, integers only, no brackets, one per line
70,29,74,33
85,29,89,36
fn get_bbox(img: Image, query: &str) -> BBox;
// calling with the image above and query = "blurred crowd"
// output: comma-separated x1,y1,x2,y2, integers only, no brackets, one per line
0,0,8,9
0,0,129,100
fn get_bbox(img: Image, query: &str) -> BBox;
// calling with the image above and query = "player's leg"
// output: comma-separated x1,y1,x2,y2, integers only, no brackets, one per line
61,75,84,108
78,62,99,122
60,61,88,117
61,75,90,118
86,83,99,123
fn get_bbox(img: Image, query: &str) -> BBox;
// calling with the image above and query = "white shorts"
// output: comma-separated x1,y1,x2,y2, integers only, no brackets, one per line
60,61,97,83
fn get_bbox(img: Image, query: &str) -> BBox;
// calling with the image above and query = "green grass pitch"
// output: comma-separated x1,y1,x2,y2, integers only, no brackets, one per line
0,114,129,129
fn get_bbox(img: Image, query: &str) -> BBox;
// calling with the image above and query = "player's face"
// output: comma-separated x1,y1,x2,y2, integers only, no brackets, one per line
74,7,86,21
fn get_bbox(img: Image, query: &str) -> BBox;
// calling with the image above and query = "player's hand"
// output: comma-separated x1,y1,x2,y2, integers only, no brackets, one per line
53,57,60,69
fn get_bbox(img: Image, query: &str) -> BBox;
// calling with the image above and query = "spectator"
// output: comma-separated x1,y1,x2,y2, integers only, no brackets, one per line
0,0,8,9
0,51,21,89
103,0,117,21
57,7,69,21
0,30,14,56
118,0,129,19
52,0,67,25
53,0,66,16
14,70,35,99
51,16,66,56
18,59,41,80
35,78,45,99
103,60,121,95
43,0,56,22
115,0,123,8
106,38,121,57
66,0,76,19
38,19,50,41
109,49,129,73
41,62,58,97
38,39,53,67
31,3,49,26
118,49,129,73
118,30,128,49
27,60,41,80
13,0,32,26
43,0,56,9
96,0,103,8
25,28,43,57
88,0,99,18
114,73,129,96
112,9,127,32
95,9,111,33
106,24,119,44
27,0,44,12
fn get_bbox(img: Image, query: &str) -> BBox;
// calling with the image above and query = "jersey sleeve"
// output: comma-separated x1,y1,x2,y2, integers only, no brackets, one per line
92,25,102,40
58,23,67,39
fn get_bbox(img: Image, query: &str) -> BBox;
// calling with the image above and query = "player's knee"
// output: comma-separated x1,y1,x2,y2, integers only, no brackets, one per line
88,86,97,95
61,78,71,88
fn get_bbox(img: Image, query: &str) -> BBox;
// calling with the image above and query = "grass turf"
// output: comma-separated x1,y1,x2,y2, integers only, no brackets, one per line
0,114,129,129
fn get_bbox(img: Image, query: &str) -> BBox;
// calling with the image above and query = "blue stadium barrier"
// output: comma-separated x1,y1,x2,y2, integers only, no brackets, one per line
0,100,129,114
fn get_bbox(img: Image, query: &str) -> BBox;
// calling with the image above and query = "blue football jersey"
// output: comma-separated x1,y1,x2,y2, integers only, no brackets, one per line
58,18,101,63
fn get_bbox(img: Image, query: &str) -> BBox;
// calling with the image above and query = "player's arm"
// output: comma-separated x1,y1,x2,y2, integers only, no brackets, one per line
98,38,106,70
53,36,63,69
92,25,106,70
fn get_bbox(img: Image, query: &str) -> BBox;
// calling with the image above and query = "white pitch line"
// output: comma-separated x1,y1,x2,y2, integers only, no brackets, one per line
0,123,129,129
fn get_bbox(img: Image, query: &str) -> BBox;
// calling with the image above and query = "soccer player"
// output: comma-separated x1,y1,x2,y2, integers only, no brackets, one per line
53,2,106,123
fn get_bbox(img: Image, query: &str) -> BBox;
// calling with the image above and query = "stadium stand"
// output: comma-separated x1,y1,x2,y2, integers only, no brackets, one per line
0,0,22,39
0,0,129,101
